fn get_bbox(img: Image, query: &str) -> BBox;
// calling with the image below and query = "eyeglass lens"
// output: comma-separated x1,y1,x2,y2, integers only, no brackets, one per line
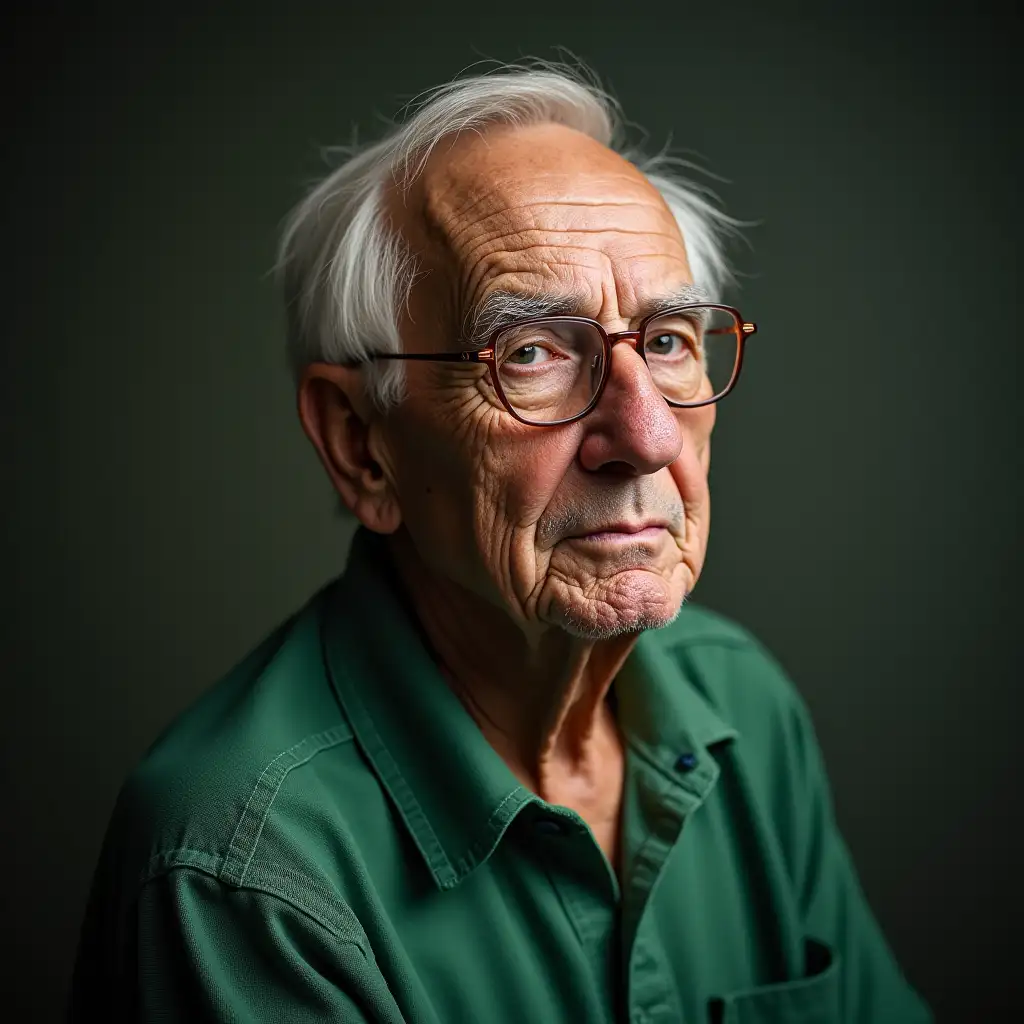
492,305,740,424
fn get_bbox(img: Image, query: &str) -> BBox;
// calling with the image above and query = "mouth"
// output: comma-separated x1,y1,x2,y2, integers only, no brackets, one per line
567,522,670,544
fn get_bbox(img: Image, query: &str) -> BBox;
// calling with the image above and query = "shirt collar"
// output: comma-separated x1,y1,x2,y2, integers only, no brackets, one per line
323,529,533,891
613,622,739,805
322,528,738,891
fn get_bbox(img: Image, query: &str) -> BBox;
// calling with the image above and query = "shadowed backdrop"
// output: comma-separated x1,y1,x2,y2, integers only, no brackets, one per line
3,2,1021,1020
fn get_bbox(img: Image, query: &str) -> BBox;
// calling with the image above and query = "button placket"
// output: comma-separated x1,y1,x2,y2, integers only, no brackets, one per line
530,809,620,1022
621,751,705,1024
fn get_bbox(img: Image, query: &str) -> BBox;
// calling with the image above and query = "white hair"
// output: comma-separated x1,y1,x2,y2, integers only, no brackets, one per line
277,61,746,411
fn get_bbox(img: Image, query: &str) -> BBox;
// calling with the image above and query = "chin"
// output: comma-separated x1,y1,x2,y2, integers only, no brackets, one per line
542,569,687,640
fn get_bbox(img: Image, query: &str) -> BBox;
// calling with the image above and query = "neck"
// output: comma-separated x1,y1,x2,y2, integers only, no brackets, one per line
387,530,636,796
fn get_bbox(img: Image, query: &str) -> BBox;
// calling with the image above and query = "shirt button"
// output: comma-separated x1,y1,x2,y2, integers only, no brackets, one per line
675,752,699,773
534,819,564,836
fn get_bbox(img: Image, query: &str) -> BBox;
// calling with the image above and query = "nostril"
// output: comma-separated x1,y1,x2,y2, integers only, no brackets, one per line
592,460,636,478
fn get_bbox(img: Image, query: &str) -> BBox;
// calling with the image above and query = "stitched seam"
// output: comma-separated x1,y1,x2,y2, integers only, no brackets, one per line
478,787,530,842
141,848,222,885
221,726,354,886
355,708,454,884
449,787,532,881
326,656,455,887
144,862,370,954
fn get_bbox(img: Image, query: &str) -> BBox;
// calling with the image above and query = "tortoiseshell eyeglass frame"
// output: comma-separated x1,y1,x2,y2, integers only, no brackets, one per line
344,303,758,427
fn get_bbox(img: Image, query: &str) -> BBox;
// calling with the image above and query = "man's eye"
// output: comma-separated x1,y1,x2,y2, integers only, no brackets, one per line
646,332,690,357
505,344,553,366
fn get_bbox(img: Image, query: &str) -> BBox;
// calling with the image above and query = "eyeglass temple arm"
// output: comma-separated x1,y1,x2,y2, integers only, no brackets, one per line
342,350,494,367
706,322,757,337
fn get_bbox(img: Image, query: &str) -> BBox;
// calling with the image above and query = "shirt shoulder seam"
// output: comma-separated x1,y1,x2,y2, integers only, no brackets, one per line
139,857,371,954
220,724,355,887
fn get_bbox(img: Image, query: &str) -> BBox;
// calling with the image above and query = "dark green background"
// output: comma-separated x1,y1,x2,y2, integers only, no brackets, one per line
4,3,1021,1020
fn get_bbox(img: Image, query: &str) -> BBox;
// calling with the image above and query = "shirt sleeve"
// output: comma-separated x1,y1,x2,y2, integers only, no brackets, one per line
785,691,934,1024
70,866,405,1023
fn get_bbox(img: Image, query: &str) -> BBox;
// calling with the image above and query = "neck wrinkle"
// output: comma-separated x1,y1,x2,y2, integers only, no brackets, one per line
385,530,637,794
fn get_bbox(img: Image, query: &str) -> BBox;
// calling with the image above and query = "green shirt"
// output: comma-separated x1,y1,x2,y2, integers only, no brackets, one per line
71,529,932,1023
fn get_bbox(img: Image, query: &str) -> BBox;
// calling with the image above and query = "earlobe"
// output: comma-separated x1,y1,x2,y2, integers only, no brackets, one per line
297,363,402,534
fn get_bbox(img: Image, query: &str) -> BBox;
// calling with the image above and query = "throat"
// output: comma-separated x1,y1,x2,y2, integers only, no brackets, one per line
536,707,626,873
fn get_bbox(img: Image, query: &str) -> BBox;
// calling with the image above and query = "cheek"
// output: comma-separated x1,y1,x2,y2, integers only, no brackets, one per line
396,425,469,511
390,365,495,501
475,431,579,605
668,407,714,509
383,397,482,568
476,431,579,530
389,393,578,581
692,403,716,461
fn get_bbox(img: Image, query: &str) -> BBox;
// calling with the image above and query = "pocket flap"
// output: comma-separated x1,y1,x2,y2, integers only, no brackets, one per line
708,938,840,1023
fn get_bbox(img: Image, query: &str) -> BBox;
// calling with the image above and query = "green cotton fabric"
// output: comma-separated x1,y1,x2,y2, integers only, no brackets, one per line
71,529,932,1023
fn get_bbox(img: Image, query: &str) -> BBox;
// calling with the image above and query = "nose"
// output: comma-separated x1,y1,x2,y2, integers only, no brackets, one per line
577,341,683,475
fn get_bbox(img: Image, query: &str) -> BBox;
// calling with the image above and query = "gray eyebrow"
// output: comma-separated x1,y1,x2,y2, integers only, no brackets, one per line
643,283,713,318
461,290,588,350
461,283,712,349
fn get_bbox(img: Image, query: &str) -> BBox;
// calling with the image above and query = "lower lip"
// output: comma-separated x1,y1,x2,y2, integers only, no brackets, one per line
573,526,666,544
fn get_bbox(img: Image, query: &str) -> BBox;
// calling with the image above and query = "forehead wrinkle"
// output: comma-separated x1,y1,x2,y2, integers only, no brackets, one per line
460,222,686,255
445,193,670,225
454,226,687,292
452,205,687,298
460,244,611,321
418,121,670,229
438,195,671,260
424,184,502,244
432,166,660,219
423,155,676,234
459,226,691,321
442,198,686,292
443,196,681,256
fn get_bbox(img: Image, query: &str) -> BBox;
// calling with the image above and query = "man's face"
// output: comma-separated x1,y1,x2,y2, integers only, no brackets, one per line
380,122,716,640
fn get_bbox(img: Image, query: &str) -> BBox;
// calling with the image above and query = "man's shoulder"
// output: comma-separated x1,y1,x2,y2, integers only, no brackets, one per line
662,600,763,649
650,601,813,749
653,599,788,680
108,583,370,893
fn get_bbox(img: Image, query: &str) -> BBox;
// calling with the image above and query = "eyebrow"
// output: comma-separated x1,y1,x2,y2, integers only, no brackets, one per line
461,283,713,349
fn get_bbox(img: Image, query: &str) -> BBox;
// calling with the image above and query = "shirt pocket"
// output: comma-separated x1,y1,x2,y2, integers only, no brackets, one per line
708,937,840,1024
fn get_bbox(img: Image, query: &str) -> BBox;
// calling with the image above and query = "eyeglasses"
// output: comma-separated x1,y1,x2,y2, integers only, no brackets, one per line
349,303,757,427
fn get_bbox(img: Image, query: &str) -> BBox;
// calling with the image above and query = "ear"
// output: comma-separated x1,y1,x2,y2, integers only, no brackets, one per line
297,363,402,535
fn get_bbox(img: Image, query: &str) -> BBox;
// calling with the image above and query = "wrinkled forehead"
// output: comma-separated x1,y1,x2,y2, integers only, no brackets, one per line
395,123,689,317
421,123,681,244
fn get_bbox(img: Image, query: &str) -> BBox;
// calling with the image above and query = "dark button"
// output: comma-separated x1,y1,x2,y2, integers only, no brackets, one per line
675,752,699,773
534,819,564,836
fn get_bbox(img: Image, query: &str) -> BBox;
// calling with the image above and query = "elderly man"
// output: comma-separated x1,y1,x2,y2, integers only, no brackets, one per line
71,64,932,1023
